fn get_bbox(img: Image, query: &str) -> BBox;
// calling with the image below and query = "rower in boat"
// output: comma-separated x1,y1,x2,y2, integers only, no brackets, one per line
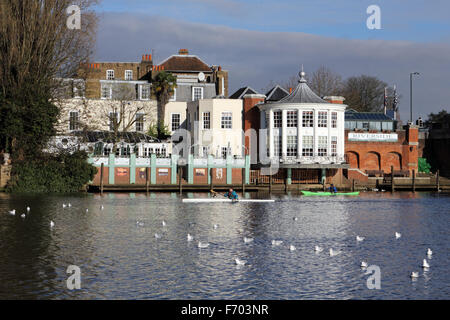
224,188,239,202
210,190,218,198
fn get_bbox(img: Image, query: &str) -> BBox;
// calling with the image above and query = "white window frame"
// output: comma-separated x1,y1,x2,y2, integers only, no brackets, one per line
274,135,282,157
273,110,282,128
169,88,177,102
101,85,112,100
135,113,144,132
302,111,314,128
171,113,181,132
287,110,297,128
286,135,297,157
202,146,210,157
221,146,230,159
69,111,79,131
106,70,115,80
221,111,232,129
318,111,328,128
331,112,338,128
125,70,133,81
331,136,338,156
109,112,119,131
318,136,328,156
202,112,211,130
140,85,150,100
302,136,314,157
192,87,204,101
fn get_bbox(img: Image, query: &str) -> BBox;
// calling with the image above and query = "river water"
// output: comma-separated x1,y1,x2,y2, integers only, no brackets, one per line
0,191,448,300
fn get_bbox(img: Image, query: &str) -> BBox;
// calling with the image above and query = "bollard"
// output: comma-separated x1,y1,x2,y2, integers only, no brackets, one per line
436,169,440,191
412,169,416,192
242,168,245,193
179,167,183,195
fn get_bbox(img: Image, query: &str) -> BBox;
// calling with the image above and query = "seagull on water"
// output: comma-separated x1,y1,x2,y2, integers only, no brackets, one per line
329,248,341,257
100,205,104,210
27,207,30,212
85,209,89,213
136,220,144,227
356,236,365,242
243,237,254,243
361,261,368,268
410,272,419,278
293,217,298,221
198,242,209,248
68,203,72,208
162,221,166,227
427,248,433,257
154,233,161,239
20,214,26,219
289,245,296,251
315,246,323,253
213,224,219,230
50,221,55,228
8,209,16,215
62,204,66,208
272,240,283,246
422,259,430,268
235,258,246,266
187,234,194,241
395,232,401,239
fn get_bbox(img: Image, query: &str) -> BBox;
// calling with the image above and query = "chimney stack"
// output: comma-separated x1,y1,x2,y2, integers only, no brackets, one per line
178,49,189,55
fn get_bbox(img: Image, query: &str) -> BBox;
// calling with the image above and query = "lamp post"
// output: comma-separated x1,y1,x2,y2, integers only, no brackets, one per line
410,72,420,124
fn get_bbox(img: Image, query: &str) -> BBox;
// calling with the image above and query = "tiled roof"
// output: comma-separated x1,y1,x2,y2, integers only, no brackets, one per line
229,87,259,99
265,85,289,102
159,55,212,72
274,72,327,104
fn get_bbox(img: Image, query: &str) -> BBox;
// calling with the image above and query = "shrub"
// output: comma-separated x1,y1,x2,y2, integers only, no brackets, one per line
418,157,431,173
6,151,97,193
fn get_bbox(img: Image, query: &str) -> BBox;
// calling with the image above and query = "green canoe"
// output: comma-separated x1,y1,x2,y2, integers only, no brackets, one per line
301,191,360,196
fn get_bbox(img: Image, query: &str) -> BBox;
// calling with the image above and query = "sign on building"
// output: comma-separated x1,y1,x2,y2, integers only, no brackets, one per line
348,133,398,142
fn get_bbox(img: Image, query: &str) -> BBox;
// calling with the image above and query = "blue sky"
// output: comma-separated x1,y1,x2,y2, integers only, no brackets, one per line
93,1,450,120
95,0,450,42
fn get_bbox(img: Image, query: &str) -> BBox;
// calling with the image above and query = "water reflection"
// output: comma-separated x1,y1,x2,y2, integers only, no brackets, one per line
0,191,448,299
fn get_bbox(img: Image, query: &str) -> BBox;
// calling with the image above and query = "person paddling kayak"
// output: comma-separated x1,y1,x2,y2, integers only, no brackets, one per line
329,184,337,193
224,188,239,201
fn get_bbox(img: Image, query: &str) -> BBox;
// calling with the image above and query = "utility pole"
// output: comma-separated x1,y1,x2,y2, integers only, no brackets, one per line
410,72,420,123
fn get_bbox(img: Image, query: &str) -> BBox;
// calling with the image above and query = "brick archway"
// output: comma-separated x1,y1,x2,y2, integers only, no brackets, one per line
346,151,360,169
384,152,402,170
363,151,381,171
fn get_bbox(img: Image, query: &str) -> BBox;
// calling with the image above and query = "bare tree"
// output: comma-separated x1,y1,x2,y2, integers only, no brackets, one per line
309,66,343,98
341,75,389,112
103,84,147,150
281,75,299,93
0,0,100,159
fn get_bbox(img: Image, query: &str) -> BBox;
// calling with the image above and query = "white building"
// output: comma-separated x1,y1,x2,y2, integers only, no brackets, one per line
258,71,347,166
185,98,244,158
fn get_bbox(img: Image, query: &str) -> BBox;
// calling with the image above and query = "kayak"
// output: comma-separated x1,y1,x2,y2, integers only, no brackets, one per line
301,191,360,196
182,199,275,203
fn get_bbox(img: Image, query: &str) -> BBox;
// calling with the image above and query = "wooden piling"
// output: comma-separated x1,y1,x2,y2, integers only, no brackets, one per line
210,168,214,191
391,166,395,192
146,167,150,193
352,179,355,192
242,168,245,193
436,169,440,191
412,169,416,192
179,167,183,195
100,163,104,194
269,167,273,194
